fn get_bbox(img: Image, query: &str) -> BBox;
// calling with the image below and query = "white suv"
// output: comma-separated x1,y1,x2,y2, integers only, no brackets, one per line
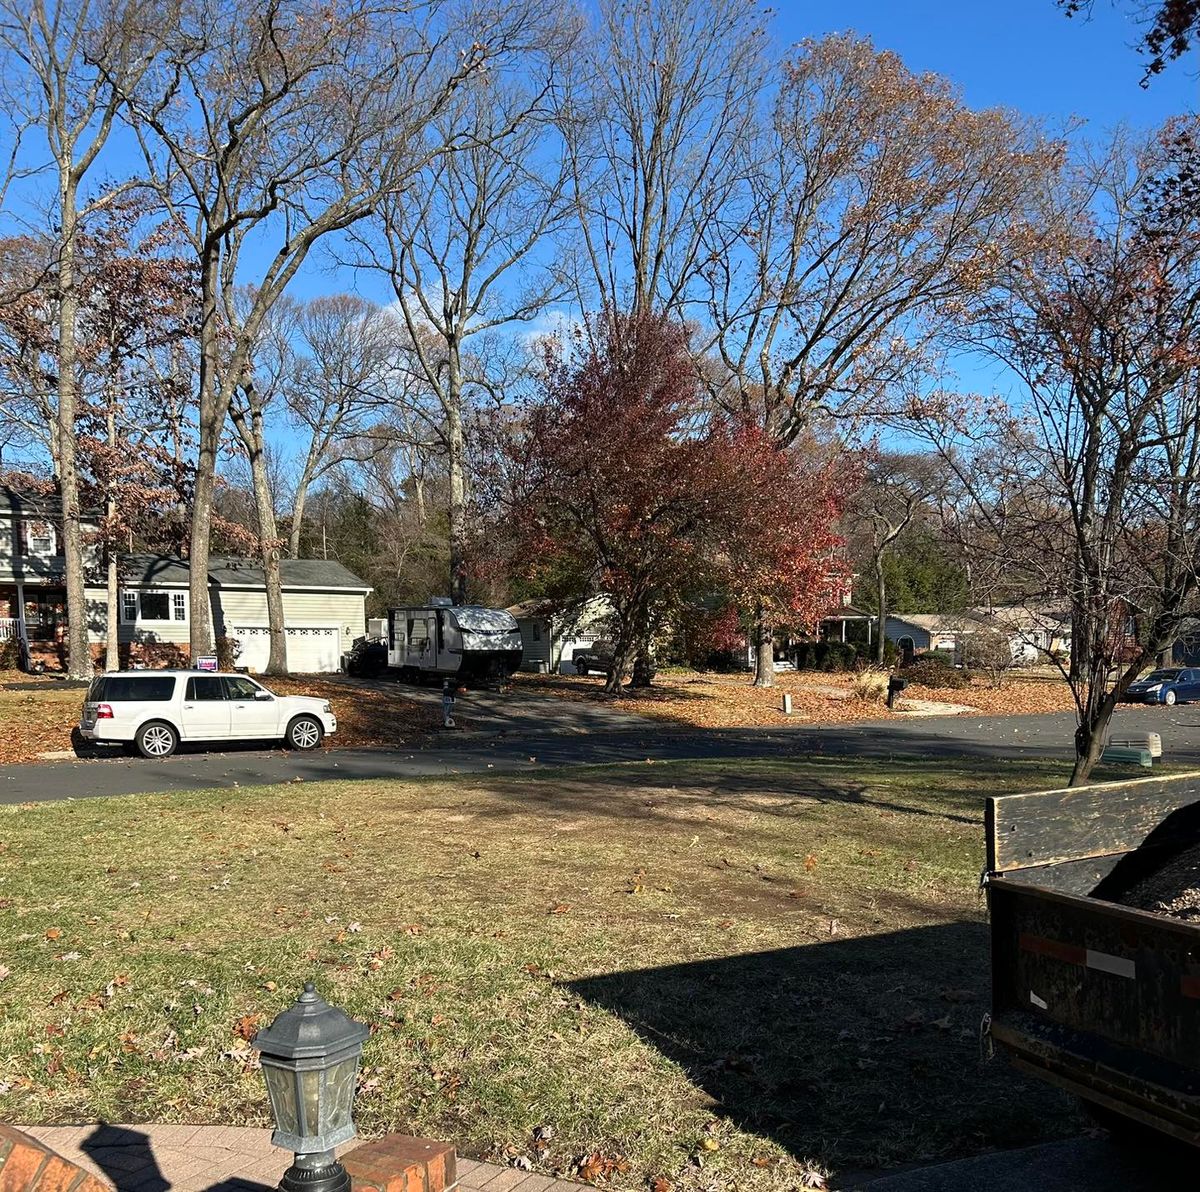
79,671,337,758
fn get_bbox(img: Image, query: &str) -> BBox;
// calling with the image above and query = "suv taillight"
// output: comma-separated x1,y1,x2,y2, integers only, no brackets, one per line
95,703,114,720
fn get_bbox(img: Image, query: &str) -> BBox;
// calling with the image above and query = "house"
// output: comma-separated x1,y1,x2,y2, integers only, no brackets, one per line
0,487,81,659
507,596,613,673
883,612,985,663
0,489,371,673
977,604,1072,663
95,555,372,673
884,606,1074,666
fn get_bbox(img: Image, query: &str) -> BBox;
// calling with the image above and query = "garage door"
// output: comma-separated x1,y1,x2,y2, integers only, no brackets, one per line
233,625,341,674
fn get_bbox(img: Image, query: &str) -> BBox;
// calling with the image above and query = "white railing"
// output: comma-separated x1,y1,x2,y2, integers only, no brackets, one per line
0,617,26,642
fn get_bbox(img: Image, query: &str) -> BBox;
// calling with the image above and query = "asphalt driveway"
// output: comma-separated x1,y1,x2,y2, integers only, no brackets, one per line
3,701,1198,803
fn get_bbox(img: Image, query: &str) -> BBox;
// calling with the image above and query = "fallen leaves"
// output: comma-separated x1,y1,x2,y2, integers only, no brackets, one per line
233,1014,260,1042
576,1152,630,1183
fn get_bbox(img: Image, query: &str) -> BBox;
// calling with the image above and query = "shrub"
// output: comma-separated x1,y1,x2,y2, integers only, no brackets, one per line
216,635,242,671
793,641,813,670
903,657,971,690
962,630,1014,688
0,635,19,670
850,667,890,703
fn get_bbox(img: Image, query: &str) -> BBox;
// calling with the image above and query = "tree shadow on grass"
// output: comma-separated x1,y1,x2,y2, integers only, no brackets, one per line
567,922,1081,1181
472,755,1004,828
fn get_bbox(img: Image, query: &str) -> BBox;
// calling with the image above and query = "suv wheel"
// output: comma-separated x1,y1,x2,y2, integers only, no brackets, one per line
136,720,178,759
287,715,324,751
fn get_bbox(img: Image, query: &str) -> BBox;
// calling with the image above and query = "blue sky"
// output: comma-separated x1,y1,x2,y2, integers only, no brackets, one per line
782,0,1195,131
322,0,1198,306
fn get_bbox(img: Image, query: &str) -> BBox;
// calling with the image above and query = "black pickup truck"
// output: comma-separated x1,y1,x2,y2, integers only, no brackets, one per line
986,771,1200,1145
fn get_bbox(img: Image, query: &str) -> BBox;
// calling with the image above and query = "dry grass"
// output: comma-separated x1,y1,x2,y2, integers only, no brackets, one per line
0,757,1088,1188
0,676,89,762
0,674,447,760
513,668,1078,731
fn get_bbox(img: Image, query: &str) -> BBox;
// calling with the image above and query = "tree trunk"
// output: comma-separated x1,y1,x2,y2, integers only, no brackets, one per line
104,400,119,673
753,606,774,688
446,380,467,605
105,551,119,672
605,605,639,696
289,479,308,558
874,560,887,665
289,449,319,557
55,179,91,680
189,259,223,659
630,609,654,688
233,396,288,675
1070,690,1118,786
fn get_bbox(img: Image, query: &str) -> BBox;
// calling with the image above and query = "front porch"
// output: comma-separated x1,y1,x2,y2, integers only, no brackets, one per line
0,583,68,669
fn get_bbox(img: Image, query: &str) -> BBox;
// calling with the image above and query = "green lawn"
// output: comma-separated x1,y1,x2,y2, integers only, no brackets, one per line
0,757,1092,1189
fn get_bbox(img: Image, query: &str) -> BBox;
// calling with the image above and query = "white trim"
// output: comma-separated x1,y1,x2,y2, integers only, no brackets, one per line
122,587,190,625
214,583,372,594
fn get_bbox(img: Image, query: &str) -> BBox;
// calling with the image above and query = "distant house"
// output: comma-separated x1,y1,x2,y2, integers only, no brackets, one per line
978,604,1072,663
0,488,370,673
883,613,981,663
507,597,613,673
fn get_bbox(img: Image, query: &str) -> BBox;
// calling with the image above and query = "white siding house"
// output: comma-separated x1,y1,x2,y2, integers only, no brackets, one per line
84,555,371,673
507,597,614,673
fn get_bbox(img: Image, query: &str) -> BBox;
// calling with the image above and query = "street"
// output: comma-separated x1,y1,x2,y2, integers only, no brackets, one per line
3,701,1198,803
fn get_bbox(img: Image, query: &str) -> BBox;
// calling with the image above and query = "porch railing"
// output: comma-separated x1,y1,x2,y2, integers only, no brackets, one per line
0,616,27,643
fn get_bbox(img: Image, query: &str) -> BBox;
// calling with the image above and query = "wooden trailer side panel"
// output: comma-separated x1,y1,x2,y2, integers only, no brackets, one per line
986,772,1200,874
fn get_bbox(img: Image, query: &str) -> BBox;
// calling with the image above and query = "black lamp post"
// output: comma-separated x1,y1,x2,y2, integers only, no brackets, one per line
252,982,369,1192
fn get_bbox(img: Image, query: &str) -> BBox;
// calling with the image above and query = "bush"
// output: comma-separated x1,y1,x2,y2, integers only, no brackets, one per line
215,635,242,671
962,630,1014,687
903,657,971,690
0,635,19,670
850,667,890,703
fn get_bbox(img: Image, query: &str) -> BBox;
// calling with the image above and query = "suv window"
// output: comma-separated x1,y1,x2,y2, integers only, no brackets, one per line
186,676,227,701
89,675,176,702
225,676,266,699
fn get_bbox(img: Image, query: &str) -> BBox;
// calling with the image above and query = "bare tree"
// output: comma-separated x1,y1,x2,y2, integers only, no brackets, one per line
845,454,942,665
563,0,769,319
0,0,158,677
915,121,1200,784
286,296,404,558
358,55,574,605
118,0,554,657
702,33,1059,684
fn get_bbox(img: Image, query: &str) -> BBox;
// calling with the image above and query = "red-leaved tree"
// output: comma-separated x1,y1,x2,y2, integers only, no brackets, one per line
491,311,853,693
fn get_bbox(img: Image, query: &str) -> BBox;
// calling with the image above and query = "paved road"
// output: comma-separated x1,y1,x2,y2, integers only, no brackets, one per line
850,1134,1185,1190
4,701,1199,803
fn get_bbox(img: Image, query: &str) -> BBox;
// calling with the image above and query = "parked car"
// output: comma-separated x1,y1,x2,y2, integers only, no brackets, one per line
344,635,388,678
79,670,337,758
571,641,657,680
1121,667,1200,706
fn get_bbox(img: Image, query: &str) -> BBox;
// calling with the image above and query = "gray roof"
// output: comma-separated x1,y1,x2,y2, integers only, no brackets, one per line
118,554,371,592
0,486,59,516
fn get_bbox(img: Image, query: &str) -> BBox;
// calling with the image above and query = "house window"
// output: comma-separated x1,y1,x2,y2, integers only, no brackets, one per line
173,593,186,621
532,622,542,641
139,592,170,622
22,520,56,555
121,592,137,623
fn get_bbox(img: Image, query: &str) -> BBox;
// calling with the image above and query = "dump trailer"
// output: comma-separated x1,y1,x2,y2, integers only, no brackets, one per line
386,600,523,685
986,771,1200,1145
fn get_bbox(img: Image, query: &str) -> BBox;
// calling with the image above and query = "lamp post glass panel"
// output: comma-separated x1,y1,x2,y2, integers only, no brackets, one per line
253,982,369,1192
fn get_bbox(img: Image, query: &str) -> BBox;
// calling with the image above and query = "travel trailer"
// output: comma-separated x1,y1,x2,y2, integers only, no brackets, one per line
386,599,523,684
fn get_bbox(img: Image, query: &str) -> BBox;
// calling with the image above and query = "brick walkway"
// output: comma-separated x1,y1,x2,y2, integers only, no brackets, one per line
25,1124,588,1192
